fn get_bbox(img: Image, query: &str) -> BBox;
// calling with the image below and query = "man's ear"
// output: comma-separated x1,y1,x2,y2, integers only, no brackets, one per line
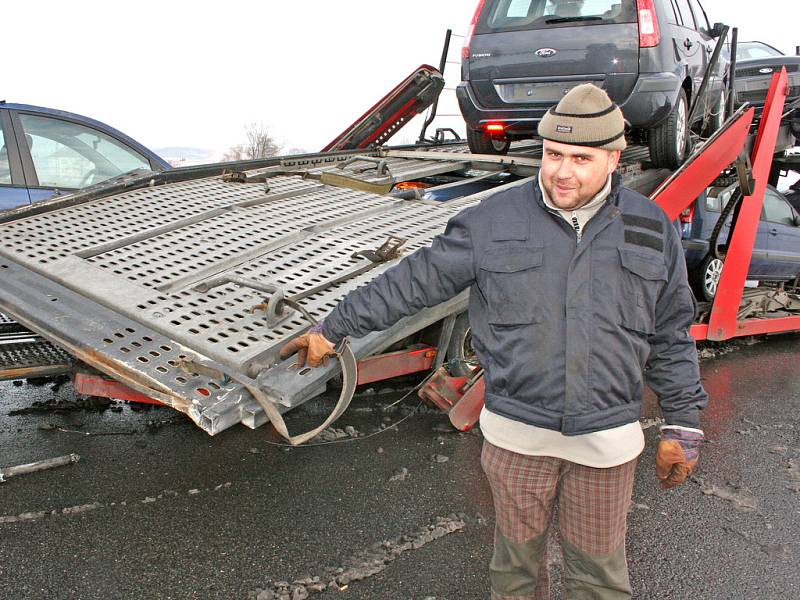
607,150,621,174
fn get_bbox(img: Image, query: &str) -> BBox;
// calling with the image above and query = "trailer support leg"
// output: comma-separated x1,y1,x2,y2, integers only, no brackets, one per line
708,69,791,340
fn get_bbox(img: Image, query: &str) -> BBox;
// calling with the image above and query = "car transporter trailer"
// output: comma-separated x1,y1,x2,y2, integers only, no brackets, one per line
0,65,797,440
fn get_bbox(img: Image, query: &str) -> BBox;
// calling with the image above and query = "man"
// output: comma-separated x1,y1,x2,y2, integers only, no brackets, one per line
281,83,708,599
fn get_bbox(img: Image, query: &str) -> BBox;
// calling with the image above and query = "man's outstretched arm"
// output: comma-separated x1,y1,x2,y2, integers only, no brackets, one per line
281,208,477,366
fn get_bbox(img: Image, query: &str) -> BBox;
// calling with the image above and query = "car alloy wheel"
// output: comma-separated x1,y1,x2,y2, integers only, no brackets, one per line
648,88,689,169
703,257,725,298
467,128,510,155
447,312,479,377
714,90,726,131
675,95,687,159
490,137,509,152
704,89,726,137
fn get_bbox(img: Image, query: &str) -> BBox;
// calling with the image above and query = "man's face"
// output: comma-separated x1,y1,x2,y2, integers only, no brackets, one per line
540,140,620,210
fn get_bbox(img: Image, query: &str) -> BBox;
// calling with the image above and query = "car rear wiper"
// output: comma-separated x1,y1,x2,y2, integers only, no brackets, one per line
544,16,603,24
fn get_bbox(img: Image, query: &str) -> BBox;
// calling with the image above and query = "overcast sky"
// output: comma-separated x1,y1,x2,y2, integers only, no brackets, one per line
4,1,797,160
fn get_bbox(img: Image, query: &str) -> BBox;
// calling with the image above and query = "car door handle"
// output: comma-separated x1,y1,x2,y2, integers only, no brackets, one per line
684,39,694,49
770,228,778,235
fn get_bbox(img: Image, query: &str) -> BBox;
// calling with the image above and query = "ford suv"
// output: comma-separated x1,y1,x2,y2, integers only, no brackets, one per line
457,0,728,169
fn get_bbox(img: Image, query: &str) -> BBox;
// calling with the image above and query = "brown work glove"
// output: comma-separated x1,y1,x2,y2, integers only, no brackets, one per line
655,425,704,489
279,328,336,368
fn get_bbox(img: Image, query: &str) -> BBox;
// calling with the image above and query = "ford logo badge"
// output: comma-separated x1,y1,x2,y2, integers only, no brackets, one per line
535,48,557,58
758,67,773,74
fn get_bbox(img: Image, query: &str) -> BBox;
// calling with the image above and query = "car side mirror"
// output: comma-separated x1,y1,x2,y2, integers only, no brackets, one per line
793,215,800,227
710,22,726,38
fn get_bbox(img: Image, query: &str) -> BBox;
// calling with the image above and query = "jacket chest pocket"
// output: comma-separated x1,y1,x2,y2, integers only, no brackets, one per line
618,248,667,335
479,247,544,325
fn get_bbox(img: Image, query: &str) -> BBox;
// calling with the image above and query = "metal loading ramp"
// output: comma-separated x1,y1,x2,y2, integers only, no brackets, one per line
0,143,660,435
0,148,506,434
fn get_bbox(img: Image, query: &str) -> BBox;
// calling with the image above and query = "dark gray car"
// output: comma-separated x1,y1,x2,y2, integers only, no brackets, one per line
457,0,727,168
727,41,800,139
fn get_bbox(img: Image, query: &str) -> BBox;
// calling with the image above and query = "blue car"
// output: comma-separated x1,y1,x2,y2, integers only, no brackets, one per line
681,182,800,300
0,102,170,210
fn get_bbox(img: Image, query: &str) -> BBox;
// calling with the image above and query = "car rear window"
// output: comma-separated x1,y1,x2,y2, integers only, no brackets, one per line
477,0,636,33
736,42,784,60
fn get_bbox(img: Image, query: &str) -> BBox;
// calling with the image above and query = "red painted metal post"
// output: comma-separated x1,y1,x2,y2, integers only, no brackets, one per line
652,107,754,221
75,346,439,406
689,323,708,341
355,345,437,385
73,371,165,405
417,367,486,431
707,69,789,340
446,374,485,431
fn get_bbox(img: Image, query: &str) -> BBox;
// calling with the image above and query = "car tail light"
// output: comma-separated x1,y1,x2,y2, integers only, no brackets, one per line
636,0,660,48
394,181,429,190
462,0,488,60
680,205,695,224
484,123,505,134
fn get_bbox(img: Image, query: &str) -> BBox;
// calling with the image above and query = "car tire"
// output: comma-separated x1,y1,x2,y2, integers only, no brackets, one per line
692,254,725,301
467,128,510,155
446,312,479,378
649,88,689,169
703,89,727,137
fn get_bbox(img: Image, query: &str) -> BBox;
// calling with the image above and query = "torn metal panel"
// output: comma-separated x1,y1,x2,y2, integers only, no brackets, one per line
0,259,222,413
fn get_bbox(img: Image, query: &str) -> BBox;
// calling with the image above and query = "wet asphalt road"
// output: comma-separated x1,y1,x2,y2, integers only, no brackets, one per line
0,336,799,600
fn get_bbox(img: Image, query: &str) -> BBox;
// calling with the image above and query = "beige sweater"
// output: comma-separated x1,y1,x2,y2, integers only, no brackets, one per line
479,173,645,468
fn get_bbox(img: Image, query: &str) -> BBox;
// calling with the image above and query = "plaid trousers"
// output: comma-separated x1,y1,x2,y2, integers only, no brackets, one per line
481,440,638,600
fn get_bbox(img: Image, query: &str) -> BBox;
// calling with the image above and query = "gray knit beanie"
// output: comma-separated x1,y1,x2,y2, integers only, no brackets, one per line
537,83,627,151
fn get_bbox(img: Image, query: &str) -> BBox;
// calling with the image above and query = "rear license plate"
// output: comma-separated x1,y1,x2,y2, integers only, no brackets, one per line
498,81,593,104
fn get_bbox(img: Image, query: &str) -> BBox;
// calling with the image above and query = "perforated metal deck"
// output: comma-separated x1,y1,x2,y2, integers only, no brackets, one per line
0,340,72,381
0,143,658,434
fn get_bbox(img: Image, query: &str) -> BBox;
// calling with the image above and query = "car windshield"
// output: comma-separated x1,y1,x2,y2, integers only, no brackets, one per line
478,0,636,32
19,113,152,189
736,42,784,60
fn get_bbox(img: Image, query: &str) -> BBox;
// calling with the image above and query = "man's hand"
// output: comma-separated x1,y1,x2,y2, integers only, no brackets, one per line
656,425,704,488
279,331,336,368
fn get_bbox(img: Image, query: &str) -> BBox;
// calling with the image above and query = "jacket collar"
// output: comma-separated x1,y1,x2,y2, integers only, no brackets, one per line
608,172,623,206
533,170,623,211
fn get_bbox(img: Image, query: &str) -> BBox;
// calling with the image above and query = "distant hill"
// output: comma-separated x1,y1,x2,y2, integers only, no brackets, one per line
154,147,217,166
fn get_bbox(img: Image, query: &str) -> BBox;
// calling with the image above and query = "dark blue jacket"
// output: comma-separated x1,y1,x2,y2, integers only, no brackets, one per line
323,174,708,434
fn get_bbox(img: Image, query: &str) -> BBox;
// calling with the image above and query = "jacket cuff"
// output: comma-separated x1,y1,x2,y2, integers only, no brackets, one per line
660,424,704,435
319,320,344,346
661,408,700,430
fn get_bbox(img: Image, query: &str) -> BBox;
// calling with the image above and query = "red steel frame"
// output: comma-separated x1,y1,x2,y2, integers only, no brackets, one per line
321,64,440,152
653,69,790,341
73,371,166,405
73,346,439,406
354,345,437,385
